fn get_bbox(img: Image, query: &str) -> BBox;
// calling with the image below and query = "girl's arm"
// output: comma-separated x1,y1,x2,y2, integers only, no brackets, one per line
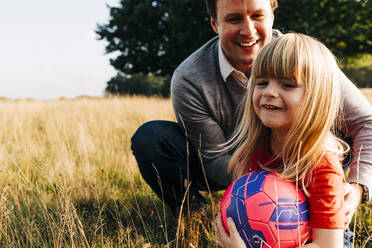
213,215,344,248
301,228,344,248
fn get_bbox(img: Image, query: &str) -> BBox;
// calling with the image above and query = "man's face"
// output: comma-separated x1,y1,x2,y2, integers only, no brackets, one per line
211,0,274,74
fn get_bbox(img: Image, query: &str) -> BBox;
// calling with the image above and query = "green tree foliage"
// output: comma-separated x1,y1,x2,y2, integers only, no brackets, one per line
96,0,214,77
98,0,371,95
274,0,371,57
105,73,171,97
341,54,372,87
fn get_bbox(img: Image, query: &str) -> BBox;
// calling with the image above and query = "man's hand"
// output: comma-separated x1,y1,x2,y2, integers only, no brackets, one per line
344,182,363,227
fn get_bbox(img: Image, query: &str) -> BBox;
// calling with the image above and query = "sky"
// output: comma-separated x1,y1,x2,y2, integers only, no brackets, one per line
0,0,120,100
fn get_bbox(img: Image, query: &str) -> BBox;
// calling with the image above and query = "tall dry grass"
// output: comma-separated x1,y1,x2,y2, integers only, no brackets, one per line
361,88,372,103
0,96,181,247
0,92,371,247
0,96,173,196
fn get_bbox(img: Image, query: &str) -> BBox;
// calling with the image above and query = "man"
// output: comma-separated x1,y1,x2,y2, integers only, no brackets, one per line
132,0,371,233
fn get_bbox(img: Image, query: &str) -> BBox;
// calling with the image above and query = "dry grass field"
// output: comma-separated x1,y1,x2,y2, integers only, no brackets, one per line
0,91,371,247
361,88,372,103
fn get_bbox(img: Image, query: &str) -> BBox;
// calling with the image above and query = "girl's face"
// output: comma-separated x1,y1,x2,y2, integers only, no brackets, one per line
252,77,305,136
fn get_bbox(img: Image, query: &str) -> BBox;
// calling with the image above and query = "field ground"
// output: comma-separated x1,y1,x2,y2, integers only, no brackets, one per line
0,91,371,247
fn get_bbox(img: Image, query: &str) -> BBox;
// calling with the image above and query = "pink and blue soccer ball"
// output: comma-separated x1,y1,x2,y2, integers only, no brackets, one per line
220,170,311,248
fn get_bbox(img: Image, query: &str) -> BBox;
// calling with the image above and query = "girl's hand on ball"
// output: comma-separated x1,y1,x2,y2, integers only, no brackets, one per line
212,214,247,248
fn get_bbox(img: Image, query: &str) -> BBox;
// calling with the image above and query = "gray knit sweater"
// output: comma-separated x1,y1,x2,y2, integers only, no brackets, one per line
171,34,372,201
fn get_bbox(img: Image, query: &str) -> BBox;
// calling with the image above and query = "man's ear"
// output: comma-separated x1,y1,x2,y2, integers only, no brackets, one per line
210,17,219,34
270,12,275,27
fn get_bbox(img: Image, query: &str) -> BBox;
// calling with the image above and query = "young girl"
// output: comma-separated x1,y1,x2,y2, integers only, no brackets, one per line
213,33,348,248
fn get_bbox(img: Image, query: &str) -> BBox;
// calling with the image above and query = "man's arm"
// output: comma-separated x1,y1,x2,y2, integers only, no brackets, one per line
171,69,233,188
339,69,372,203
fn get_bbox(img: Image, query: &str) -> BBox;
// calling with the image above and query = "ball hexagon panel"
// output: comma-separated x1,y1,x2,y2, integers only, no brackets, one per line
245,191,276,223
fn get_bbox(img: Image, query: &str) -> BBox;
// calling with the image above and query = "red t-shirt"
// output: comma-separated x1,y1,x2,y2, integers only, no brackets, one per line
250,142,345,229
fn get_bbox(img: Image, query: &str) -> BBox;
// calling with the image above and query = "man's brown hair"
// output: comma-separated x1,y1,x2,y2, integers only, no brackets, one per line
205,0,278,20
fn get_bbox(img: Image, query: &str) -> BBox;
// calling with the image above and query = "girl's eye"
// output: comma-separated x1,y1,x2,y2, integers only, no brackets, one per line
282,83,297,88
256,81,268,86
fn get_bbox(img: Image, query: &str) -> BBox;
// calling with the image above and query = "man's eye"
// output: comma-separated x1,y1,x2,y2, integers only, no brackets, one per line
226,16,241,23
228,18,240,23
252,14,264,20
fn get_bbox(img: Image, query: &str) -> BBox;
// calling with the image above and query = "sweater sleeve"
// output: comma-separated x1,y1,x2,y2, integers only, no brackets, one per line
307,154,345,229
171,69,232,188
338,69,372,201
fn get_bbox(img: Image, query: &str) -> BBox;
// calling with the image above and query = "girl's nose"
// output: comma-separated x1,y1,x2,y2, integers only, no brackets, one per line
263,84,279,98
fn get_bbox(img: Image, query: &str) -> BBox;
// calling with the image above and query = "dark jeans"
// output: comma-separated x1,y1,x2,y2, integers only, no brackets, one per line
131,120,355,247
344,228,355,248
131,120,223,214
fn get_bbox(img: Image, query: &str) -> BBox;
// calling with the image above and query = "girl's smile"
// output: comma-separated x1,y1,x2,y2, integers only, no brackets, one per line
252,77,305,136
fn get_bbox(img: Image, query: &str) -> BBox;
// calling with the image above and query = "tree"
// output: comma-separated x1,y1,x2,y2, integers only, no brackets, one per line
96,0,215,77
274,0,371,57
105,73,171,97
98,0,371,93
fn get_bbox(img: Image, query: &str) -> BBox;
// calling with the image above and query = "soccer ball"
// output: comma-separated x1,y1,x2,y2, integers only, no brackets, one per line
220,170,311,248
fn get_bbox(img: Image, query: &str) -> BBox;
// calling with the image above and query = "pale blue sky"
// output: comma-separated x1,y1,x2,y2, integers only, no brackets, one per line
0,0,120,99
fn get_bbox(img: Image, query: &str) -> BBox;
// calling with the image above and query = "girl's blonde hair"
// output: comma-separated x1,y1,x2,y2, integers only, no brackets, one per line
227,33,347,191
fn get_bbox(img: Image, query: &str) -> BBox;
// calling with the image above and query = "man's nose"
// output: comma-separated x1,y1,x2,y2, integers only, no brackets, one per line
240,17,257,37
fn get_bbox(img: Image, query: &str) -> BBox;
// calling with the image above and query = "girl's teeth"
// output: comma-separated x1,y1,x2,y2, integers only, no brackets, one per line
265,105,279,109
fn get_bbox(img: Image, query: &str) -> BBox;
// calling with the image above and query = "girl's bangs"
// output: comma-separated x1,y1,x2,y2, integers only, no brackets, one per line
252,38,300,84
